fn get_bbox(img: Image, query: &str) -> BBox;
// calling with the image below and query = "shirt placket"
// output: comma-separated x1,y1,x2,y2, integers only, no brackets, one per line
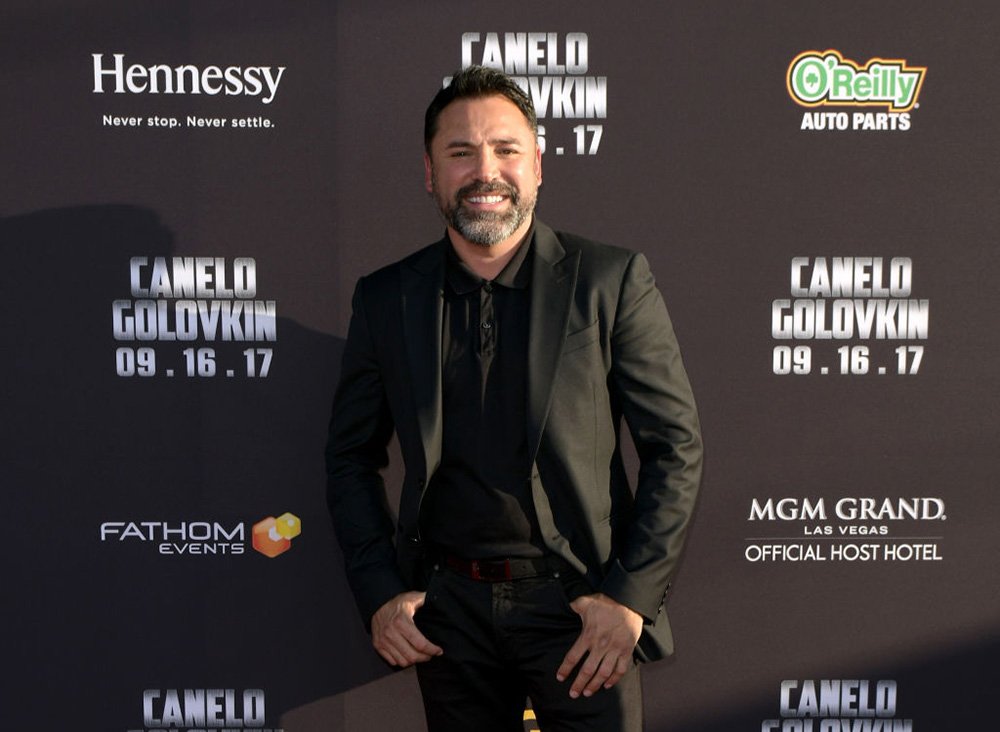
478,281,496,408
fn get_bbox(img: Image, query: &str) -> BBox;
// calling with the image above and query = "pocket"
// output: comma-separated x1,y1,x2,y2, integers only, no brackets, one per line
554,568,591,612
561,320,599,354
413,567,442,631
421,565,443,604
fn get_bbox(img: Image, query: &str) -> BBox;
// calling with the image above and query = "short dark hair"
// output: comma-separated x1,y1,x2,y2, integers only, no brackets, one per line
424,66,538,152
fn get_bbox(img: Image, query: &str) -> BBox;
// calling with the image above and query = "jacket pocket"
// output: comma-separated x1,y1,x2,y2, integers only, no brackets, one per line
561,319,599,354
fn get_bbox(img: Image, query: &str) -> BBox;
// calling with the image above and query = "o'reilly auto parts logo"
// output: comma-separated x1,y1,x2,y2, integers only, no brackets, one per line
787,50,925,111
787,50,926,131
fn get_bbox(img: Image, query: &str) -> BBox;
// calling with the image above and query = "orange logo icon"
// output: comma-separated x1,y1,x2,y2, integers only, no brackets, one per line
252,512,301,557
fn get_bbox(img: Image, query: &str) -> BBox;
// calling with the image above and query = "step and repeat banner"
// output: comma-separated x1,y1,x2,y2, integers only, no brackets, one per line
3,1,997,730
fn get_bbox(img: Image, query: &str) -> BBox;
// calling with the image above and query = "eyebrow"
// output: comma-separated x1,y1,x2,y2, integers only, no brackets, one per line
443,137,524,149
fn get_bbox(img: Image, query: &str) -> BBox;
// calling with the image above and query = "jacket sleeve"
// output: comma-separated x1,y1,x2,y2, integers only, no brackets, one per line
598,253,703,621
325,276,408,627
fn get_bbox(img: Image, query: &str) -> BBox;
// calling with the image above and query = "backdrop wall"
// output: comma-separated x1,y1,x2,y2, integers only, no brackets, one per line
3,2,996,730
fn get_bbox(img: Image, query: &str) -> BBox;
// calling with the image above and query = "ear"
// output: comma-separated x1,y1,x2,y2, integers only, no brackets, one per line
534,143,543,186
423,152,433,194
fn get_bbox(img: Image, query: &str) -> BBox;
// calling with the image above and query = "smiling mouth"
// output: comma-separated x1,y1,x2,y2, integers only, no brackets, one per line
458,181,518,208
465,194,507,205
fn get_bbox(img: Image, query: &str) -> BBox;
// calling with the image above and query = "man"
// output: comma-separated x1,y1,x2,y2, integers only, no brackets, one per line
326,66,702,731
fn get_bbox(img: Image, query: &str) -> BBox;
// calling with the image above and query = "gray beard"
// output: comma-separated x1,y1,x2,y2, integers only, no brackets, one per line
433,177,536,247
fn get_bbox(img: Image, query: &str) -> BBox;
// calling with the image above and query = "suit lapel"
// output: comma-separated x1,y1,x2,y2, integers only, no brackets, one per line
400,224,579,474
400,239,446,479
527,222,580,462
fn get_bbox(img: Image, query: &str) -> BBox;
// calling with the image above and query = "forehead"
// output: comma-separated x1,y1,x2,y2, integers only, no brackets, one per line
432,95,534,145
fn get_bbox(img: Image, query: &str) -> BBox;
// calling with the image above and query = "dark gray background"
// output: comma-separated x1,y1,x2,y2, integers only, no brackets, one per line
2,1,996,729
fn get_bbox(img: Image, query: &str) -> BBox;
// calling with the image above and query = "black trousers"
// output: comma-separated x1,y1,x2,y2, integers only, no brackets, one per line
413,565,643,732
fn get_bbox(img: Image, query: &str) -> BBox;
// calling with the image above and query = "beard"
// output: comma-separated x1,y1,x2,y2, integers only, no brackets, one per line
431,175,537,247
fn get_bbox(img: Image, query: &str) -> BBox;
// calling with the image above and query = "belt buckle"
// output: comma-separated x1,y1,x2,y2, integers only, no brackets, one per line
470,559,512,581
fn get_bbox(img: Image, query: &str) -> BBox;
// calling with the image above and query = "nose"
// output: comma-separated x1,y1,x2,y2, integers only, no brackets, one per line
473,148,499,182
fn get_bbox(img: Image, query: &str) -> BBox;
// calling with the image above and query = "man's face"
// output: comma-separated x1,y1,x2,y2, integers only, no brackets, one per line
424,94,542,247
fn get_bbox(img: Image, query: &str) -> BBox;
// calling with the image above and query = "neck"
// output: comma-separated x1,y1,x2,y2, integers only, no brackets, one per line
447,218,532,280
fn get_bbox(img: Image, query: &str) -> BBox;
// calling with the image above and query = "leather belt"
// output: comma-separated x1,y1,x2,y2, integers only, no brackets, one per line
443,554,564,582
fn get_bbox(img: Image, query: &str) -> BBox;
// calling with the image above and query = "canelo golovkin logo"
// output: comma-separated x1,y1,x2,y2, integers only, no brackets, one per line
787,50,926,113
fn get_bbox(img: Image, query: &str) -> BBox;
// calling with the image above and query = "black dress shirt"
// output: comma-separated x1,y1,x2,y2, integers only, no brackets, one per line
421,229,546,559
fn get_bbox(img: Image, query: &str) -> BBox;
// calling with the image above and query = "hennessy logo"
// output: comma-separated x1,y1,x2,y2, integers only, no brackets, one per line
92,53,286,104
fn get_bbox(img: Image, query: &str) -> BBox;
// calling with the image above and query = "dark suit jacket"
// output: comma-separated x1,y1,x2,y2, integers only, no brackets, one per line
326,220,702,661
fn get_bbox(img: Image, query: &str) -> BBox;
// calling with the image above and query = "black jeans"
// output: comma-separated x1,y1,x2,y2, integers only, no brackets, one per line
413,564,642,732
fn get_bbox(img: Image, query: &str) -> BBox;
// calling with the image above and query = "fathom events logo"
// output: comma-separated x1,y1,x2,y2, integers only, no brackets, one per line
99,512,301,557
787,50,926,113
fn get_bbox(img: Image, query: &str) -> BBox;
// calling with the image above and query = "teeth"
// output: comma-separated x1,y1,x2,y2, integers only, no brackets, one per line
467,195,505,204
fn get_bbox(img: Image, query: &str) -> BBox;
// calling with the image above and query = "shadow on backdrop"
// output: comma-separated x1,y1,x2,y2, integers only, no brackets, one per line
1,205,391,729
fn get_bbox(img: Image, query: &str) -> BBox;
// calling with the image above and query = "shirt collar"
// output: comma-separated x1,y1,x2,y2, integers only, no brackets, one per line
445,220,535,294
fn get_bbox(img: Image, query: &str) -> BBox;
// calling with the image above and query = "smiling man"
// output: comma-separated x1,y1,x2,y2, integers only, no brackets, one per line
326,66,703,732
426,92,539,266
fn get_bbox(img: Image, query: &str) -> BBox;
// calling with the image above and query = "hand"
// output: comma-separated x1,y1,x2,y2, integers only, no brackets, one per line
370,591,444,667
556,593,643,698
